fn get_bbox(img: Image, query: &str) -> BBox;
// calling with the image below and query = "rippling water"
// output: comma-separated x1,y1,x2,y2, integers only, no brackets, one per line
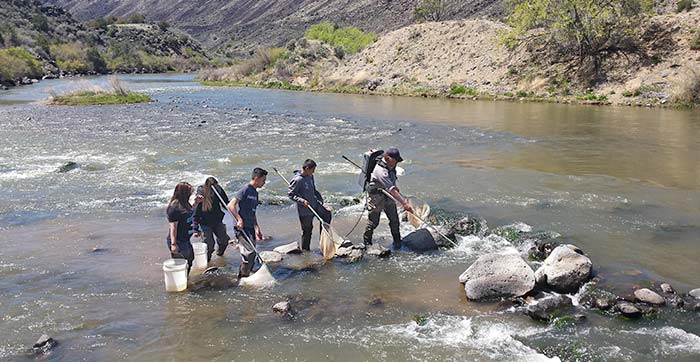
0,74,699,361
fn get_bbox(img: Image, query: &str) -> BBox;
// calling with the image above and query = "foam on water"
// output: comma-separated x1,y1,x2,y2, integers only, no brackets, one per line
363,314,559,361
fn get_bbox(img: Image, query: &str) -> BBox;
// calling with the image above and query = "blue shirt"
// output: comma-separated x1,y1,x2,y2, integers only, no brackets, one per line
235,183,258,228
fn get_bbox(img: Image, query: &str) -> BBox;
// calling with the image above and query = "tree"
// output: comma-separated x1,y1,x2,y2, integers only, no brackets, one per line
414,0,444,22
505,0,653,79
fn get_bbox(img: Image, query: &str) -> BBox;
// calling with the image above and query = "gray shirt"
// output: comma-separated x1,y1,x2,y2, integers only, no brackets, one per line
288,172,323,216
234,183,258,228
369,160,397,192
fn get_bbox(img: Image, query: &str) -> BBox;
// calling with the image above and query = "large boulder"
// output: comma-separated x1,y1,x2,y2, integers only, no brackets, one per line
534,245,592,293
459,253,535,301
402,229,438,252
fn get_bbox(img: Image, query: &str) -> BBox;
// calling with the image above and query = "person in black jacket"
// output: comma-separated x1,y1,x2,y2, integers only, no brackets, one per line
288,159,331,251
194,177,231,261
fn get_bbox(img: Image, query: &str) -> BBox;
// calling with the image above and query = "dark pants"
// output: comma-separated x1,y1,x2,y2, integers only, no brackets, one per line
363,193,401,246
298,206,332,251
236,226,257,277
201,222,230,261
167,238,194,273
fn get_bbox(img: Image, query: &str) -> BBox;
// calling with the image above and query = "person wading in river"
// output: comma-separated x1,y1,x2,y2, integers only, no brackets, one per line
288,159,332,251
364,148,414,248
194,177,231,262
227,168,267,278
166,182,199,273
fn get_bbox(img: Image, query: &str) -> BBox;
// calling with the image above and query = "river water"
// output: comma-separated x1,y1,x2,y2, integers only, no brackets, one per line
0,74,698,361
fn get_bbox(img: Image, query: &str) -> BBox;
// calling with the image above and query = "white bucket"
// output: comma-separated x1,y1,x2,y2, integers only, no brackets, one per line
191,242,208,271
163,258,188,292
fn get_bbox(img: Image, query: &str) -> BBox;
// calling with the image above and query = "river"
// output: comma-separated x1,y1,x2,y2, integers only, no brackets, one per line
0,73,698,361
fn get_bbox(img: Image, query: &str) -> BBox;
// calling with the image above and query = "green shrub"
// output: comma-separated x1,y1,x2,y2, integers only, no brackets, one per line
305,21,377,54
157,21,170,32
506,0,653,79
0,47,42,83
516,90,530,98
50,43,91,73
691,31,700,51
414,0,444,22
677,0,693,12
450,83,466,94
450,83,477,96
31,14,50,32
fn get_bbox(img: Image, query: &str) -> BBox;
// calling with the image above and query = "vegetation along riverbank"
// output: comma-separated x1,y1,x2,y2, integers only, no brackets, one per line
199,1,700,108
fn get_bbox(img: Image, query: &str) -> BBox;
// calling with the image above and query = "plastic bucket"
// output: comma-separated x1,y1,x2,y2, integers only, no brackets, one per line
163,258,188,292
191,242,208,271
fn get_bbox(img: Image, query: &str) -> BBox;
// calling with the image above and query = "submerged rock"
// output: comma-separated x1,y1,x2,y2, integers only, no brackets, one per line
273,242,301,254
272,301,293,315
401,229,437,252
347,249,364,263
660,283,675,294
189,272,237,291
259,251,283,263
335,245,353,257
534,245,592,293
634,288,665,306
447,215,484,236
528,239,558,262
525,294,574,321
459,253,535,301
366,244,391,258
617,302,642,318
32,334,58,354
593,296,617,311
57,161,79,173
689,288,700,300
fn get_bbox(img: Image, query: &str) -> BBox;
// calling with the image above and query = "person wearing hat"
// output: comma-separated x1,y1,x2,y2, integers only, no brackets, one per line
363,147,414,248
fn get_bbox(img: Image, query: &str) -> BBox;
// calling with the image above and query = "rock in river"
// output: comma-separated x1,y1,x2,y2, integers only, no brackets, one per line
534,245,592,293
259,251,283,264
402,229,437,252
273,242,301,255
689,288,700,300
617,302,642,318
525,294,574,321
32,334,58,354
634,288,665,306
459,253,535,301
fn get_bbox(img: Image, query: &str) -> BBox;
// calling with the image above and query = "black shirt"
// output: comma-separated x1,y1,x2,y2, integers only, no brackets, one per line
166,202,194,243
194,184,230,227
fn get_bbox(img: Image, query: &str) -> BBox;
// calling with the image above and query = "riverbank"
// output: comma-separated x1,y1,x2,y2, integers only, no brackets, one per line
199,10,700,109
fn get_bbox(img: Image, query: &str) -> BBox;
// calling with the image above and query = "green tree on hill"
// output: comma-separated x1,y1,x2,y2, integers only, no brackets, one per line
505,0,654,81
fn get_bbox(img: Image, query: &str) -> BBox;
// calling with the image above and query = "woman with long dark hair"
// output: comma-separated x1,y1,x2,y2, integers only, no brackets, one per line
166,181,196,271
194,177,231,261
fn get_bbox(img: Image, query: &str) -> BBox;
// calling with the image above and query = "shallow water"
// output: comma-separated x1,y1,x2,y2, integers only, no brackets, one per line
0,74,699,361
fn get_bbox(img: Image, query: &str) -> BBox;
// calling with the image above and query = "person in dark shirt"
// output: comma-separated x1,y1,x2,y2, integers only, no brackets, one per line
193,177,231,262
288,159,331,251
227,167,267,278
166,181,198,273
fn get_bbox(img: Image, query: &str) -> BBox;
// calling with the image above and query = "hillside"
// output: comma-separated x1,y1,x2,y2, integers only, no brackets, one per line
0,0,209,87
42,0,502,55
201,6,700,107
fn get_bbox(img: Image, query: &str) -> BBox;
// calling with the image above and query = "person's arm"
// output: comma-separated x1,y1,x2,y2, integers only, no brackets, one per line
388,188,413,213
254,214,262,240
169,221,178,253
288,177,309,207
227,198,243,229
